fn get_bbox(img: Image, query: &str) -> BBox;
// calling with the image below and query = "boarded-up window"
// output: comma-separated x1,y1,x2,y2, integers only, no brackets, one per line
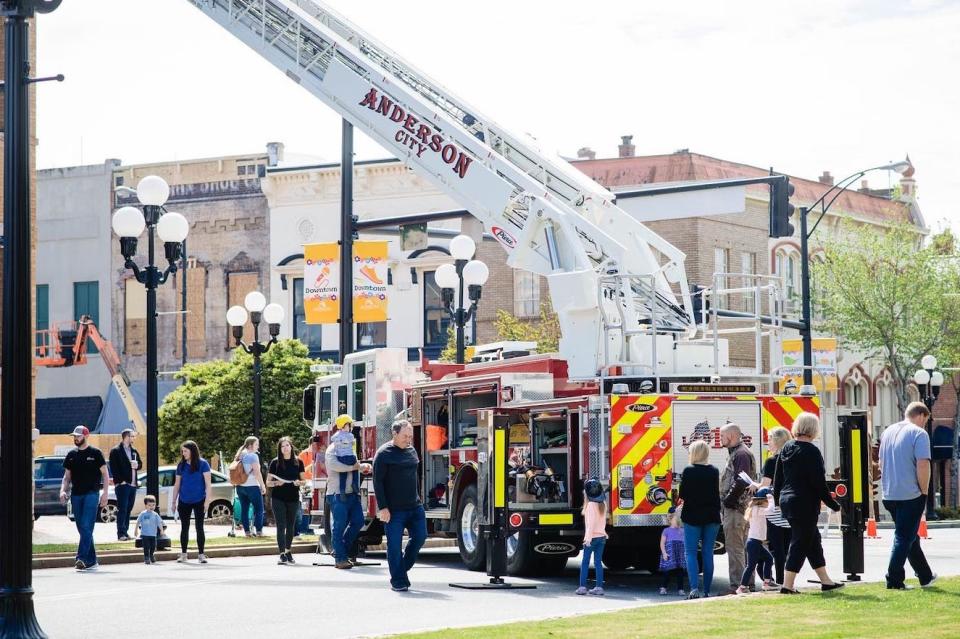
125,279,147,355
227,271,259,347
175,264,207,359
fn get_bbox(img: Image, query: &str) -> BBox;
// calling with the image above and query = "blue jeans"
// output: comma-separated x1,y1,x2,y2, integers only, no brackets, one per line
579,536,606,588
883,495,933,588
236,485,264,533
331,493,365,562
114,483,137,539
741,538,773,586
71,492,100,566
384,506,427,588
684,522,720,595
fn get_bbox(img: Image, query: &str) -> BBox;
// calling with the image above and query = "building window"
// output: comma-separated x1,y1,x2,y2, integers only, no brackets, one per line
74,281,99,354
423,271,450,358
115,176,124,187
357,322,387,349
775,248,801,313
36,284,49,347
741,252,755,313
238,165,247,176
226,271,259,348
714,247,729,308
175,265,207,360
513,270,539,317
124,279,147,355
292,277,324,357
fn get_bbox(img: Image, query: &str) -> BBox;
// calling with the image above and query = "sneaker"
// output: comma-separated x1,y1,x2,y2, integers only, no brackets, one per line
119,535,131,542
391,585,409,592
575,586,588,595
278,554,289,565
244,532,253,538
736,585,750,595
144,559,151,565
83,563,98,571
335,560,353,569
888,584,914,590
198,554,208,564
821,582,844,592
687,589,700,600
677,589,686,596
348,557,359,566
762,580,780,592
588,587,605,596
75,560,85,571
658,587,668,596
780,587,800,594
921,573,938,588
177,553,188,563
285,553,296,564
149,557,157,564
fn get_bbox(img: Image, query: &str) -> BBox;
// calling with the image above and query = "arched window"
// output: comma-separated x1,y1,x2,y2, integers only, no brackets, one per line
842,367,869,410
774,247,801,313
874,370,899,429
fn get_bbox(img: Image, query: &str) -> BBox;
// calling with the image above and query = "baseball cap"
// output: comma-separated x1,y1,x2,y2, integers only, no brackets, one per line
71,425,90,437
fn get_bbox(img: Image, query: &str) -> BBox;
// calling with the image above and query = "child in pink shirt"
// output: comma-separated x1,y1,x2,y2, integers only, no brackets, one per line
577,477,608,596
737,487,778,593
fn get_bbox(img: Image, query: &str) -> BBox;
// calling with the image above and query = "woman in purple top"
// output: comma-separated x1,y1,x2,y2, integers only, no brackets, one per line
170,440,212,564
658,508,686,595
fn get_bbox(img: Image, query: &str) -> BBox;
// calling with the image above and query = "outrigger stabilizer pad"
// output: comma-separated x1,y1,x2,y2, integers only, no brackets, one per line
449,577,536,590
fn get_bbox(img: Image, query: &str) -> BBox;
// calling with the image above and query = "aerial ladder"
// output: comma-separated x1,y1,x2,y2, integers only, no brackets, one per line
35,316,146,435
187,0,716,380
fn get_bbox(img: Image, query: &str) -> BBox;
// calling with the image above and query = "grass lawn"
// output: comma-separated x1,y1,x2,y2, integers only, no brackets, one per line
399,577,960,639
33,533,316,555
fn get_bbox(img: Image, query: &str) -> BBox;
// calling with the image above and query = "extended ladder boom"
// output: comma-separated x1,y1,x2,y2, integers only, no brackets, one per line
189,0,696,377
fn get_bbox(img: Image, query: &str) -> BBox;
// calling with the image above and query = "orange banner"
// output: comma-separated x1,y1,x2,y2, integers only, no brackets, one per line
353,241,388,323
303,243,340,324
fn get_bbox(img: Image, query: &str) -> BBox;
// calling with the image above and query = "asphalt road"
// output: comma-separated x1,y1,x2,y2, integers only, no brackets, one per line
30,528,960,638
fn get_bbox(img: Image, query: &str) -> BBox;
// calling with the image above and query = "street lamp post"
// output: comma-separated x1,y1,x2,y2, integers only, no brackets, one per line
435,235,489,364
227,292,285,438
913,355,944,519
112,176,190,500
797,160,912,389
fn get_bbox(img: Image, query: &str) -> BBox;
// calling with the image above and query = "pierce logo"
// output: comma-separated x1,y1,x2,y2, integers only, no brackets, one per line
491,226,517,249
627,403,655,413
534,542,576,555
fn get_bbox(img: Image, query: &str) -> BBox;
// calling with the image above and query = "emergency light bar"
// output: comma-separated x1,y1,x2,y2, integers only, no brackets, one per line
669,383,759,394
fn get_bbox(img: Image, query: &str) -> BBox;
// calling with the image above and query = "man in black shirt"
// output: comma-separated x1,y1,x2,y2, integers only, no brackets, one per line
108,428,142,541
60,425,110,571
373,420,426,592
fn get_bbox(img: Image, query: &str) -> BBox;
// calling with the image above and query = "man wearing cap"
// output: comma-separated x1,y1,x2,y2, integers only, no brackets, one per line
60,425,110,570
109,428,142,541
325,415,371,569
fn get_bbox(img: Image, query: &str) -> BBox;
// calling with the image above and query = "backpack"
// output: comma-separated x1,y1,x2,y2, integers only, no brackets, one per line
228,459,248,486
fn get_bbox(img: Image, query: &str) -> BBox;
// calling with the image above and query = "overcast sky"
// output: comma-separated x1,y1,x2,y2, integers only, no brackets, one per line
35,0,960,230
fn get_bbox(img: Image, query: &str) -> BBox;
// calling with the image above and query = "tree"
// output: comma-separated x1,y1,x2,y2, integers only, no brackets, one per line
813,223,960,413
494,303,561,353
158,339,321,464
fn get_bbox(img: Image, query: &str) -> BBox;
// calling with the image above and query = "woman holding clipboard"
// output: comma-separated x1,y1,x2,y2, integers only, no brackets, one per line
267,437,306,565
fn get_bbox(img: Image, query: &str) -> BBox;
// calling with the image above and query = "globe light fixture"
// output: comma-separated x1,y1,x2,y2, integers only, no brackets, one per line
227,291,284,437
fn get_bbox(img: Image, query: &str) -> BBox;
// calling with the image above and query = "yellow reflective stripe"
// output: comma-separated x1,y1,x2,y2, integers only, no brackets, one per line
494,429,505,508
613,405,673,514
852,427,863,504
540,513,574,525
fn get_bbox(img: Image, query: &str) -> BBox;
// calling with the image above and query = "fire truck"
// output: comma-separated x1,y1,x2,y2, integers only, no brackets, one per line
189,0,828,574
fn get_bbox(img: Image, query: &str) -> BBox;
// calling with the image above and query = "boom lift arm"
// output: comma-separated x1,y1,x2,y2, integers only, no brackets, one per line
188,0,697,377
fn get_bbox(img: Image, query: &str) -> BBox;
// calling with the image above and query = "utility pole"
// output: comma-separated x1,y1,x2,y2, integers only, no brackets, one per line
339,119,354,364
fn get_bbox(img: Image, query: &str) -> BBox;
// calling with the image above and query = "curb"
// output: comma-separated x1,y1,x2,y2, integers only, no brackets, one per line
32,538,457,569
875,520,960,530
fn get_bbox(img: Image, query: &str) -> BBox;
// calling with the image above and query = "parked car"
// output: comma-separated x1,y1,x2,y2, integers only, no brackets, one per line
33,455,67,519
100,466,234,524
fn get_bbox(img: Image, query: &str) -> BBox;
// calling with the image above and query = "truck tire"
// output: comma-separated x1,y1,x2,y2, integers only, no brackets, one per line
601,546,637,571
456,485,486,571
506,532,575,576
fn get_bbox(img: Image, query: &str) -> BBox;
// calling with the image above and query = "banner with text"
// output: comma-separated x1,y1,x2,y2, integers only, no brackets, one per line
303,243,340,324
353,241,388,323
781,337,838,392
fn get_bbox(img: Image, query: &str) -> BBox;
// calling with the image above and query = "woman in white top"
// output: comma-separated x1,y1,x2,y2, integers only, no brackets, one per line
235,436,267,536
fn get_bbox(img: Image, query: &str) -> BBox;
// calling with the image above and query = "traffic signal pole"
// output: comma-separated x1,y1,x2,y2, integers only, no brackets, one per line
799,206,814,387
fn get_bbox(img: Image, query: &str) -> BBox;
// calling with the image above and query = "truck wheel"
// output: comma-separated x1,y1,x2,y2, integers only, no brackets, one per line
456,485,486,571
533,553,570,576
601,546,637,571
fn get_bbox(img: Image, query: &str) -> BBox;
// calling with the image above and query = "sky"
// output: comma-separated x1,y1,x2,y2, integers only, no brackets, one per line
34,0,960,230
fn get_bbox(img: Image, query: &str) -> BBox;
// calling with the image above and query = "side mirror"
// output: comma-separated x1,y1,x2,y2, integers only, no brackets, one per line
302,385,317,424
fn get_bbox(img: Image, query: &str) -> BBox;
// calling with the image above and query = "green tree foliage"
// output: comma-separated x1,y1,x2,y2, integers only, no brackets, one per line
813,223,960,413
158,339,320,464
493,303,561,353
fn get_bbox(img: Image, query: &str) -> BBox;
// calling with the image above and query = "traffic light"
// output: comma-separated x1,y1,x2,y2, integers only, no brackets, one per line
769,177,796,238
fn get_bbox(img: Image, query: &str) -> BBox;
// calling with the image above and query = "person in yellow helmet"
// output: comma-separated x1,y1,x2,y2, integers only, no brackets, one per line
326,414,369,568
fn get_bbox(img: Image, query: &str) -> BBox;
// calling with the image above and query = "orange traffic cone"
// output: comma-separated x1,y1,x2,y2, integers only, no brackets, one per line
918,515,931,540
866,517,880,539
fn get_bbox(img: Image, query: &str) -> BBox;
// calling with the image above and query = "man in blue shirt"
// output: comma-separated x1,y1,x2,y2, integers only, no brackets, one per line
879,401,936,589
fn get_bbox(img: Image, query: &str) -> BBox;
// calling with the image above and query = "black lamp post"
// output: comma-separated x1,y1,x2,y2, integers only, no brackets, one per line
227,292,285,438
0,1,62,636
435,235,489,364
796,160,912,390
913,355,943,520
112,176,190,501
